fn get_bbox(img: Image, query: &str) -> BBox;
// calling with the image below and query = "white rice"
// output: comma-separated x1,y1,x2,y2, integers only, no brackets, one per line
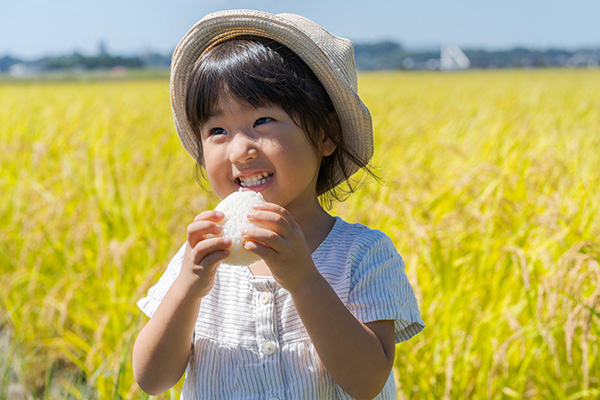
214,189,265,266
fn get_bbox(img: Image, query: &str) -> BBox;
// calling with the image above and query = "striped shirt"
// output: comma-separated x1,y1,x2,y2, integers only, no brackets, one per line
138,216,424,399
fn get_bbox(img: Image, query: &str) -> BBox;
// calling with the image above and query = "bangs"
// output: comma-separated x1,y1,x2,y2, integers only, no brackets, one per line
185,36,333,140
187,39,275,125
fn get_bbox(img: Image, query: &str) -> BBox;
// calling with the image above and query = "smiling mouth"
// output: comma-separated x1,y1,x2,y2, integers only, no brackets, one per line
237,172,273,188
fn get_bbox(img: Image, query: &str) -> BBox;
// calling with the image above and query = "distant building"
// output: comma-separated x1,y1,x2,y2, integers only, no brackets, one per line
567,51,599,68
440,44,471,70
8,63,41,77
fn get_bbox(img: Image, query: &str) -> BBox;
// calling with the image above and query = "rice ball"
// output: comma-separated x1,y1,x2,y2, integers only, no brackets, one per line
214,190,265,266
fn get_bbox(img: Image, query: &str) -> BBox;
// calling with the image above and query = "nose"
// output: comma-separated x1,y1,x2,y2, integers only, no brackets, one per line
228,131,258,164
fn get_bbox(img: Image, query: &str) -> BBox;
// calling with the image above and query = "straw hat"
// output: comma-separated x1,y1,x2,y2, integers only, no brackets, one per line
170,9,373,186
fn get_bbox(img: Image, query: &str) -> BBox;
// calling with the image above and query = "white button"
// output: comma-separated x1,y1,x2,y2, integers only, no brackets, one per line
262,341,277,355
259,292,271,304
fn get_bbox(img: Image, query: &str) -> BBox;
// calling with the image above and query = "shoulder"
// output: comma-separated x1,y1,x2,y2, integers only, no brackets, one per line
331,217,398,261
317,217,402,285
137,242,187,318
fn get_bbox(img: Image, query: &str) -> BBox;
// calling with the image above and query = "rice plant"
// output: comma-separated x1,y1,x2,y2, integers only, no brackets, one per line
1,69,599,399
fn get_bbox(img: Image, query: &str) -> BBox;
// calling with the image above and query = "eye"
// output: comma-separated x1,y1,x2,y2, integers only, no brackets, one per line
254,117,273,127
207,127,227,136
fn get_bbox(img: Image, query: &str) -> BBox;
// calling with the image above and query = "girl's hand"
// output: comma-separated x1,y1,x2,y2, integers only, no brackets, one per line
178,210,231,299
242,203,319,292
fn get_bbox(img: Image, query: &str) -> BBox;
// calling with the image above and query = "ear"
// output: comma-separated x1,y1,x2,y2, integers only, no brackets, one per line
320,112,339,157
321,134,336,157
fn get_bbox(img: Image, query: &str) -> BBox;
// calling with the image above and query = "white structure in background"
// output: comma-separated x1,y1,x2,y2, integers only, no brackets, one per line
8,63,41,77
440,44,471,70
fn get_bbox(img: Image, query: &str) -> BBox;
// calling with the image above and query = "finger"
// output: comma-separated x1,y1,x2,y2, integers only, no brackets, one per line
252,202,292,219
242,227,284,254
247,208,296,236
200,249,230,267
193,210,225,223
243,240,273,259
187,220,223,247
192,237,231,264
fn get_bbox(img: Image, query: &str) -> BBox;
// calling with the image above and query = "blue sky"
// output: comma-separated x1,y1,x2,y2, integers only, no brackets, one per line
1,0,599,59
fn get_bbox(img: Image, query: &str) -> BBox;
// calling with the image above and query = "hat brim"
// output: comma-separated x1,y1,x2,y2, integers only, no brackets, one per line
170,9,373,188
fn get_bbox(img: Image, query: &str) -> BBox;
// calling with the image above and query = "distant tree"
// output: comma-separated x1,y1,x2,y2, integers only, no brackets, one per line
354,41,407,70
0,55,22,72
2,43,598,73
40,51,142,70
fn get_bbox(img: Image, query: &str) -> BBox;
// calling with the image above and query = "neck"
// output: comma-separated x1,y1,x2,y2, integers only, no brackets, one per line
287,198,335,253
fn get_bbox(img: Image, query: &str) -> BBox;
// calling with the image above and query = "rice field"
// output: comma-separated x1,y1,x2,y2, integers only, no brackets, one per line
1,69,599,399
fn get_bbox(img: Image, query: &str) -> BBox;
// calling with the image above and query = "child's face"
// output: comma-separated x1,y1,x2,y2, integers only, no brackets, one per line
200,97,335,214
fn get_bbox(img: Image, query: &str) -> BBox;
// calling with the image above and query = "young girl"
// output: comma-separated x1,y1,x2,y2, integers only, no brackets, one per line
133,10,424,400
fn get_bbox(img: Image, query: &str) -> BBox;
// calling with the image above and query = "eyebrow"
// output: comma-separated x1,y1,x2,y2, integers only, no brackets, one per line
206,107,223,119
202,107,225,127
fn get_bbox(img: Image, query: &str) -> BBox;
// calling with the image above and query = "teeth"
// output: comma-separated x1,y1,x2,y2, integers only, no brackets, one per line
239,172,271,187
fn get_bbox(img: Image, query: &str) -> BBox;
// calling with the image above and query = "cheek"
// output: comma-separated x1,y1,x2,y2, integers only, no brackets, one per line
205,172,231,200
284,144,321,177
201,141,223,168
202,151,226,185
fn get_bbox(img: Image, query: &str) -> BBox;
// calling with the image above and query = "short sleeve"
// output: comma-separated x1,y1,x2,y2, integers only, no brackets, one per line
346,231,425,343
137,243,187,318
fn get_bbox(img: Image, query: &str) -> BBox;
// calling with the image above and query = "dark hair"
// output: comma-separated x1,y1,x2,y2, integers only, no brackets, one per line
185,36,375,205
